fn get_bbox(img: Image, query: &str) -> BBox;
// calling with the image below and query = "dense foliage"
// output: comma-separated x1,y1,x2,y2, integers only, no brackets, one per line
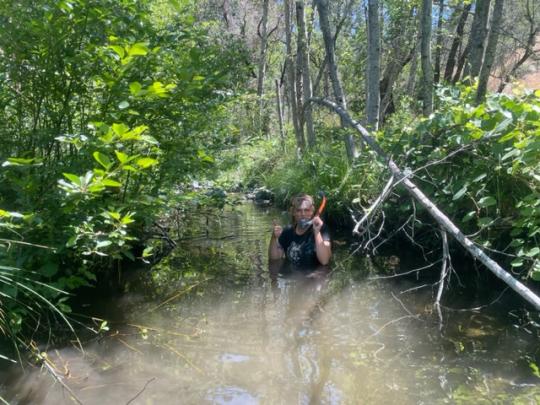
0,0,248,359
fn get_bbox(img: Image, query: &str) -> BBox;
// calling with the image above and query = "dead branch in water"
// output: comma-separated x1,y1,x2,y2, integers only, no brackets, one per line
311,97,540,311
125,377,156,405
30,342,83,405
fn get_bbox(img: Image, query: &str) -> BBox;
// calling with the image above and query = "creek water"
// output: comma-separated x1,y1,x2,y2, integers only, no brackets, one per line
1,202,539,404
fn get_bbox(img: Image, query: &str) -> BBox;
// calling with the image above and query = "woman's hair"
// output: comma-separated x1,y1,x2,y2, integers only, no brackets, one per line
289,193,314,224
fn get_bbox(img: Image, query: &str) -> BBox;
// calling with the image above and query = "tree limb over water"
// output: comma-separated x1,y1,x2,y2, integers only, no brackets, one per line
310,97,540,311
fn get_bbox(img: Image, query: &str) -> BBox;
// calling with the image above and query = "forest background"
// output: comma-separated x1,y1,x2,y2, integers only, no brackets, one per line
0,0,539,363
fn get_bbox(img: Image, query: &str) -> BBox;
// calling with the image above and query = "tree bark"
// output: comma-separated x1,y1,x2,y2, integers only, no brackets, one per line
476,0,504,102
296,0,316,148
420,0,434,116
366,0,381,130
311,97,540,311
275,79,286,150
444,3,472,82
452,42,470,83
256,0,270,137
284,0,305,150
434,0,445,83
256,0,270,97
315,0,357,159
463,0,492,79
407,7,422,95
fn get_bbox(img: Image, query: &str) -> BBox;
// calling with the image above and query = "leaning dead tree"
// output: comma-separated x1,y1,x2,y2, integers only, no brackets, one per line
311,97,540,311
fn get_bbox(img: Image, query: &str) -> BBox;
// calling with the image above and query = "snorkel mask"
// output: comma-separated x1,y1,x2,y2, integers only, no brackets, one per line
297,192,327,230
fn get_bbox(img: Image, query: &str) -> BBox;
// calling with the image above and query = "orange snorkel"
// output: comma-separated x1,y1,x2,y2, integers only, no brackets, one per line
315,193,327,217
298,192,327,229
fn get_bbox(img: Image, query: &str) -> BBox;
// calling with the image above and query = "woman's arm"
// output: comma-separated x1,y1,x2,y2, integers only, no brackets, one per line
312,217,332,265
268,222,284,260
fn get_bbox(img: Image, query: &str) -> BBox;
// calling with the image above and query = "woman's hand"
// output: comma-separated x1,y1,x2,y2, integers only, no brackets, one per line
312,216,323,234
272,219,283,239
268,219,284,261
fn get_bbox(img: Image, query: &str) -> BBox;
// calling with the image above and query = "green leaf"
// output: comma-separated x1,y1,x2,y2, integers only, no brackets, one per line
129,81,142,96
87,184,105,193
462,211,476,222
115,151,128,163
122,165,138,172
472,173,487,183
63,173,82,185
102,179,122,187
136,157,158,169
93,152,113,170
511,258,524,267
127,43,148,56
118,101,130,110
112,123,129,136
453,185,468,201
66,235,78,247
96,240,112,248
478,196,496,208
121,213,135,224
3,157,42,167
109,45,125,59
526,247,540,257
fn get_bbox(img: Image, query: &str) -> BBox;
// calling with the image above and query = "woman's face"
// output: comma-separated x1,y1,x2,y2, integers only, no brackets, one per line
294,200,314,222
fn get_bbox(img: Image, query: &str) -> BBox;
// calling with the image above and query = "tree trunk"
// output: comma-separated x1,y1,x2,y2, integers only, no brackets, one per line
463,0,492,79
296,0,316,148
452,42,470,83
444,3,472,82
420,0,434,116
257,0,270,137
312,8,350,96
315,0,357,159
434,0,445,83
312,97,540,311
275,79,286,150
284,0,305,150
407,7,422,95
476,0,504,102
366,0,381,130
256,0,270,97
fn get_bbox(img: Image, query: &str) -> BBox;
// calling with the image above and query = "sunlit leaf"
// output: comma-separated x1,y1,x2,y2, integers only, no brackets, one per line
102,179,122,187
109,45,125,59
129,81,142,95
63,173,81,185
93,152,113,170
136,157,158,169
127,43,149,56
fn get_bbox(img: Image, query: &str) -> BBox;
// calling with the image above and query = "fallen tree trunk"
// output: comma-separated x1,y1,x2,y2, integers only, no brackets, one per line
311,97,540,310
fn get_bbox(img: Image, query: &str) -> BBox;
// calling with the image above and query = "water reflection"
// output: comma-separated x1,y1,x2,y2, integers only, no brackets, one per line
1,203,540,404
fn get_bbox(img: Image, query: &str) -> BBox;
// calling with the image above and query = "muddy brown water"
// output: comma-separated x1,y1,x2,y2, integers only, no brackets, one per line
1,202,539,404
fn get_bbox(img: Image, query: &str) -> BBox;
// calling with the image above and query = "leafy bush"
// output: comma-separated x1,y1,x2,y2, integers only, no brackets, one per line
383,85,540,279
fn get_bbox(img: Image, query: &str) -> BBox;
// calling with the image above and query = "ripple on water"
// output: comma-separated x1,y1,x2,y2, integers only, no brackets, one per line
220,352,251,363
206,386,259,404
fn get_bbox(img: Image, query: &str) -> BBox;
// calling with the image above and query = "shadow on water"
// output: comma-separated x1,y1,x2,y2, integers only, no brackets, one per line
1,202,540,404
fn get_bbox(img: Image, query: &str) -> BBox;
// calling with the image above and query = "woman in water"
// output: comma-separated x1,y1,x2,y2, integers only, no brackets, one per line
268,193,331,267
